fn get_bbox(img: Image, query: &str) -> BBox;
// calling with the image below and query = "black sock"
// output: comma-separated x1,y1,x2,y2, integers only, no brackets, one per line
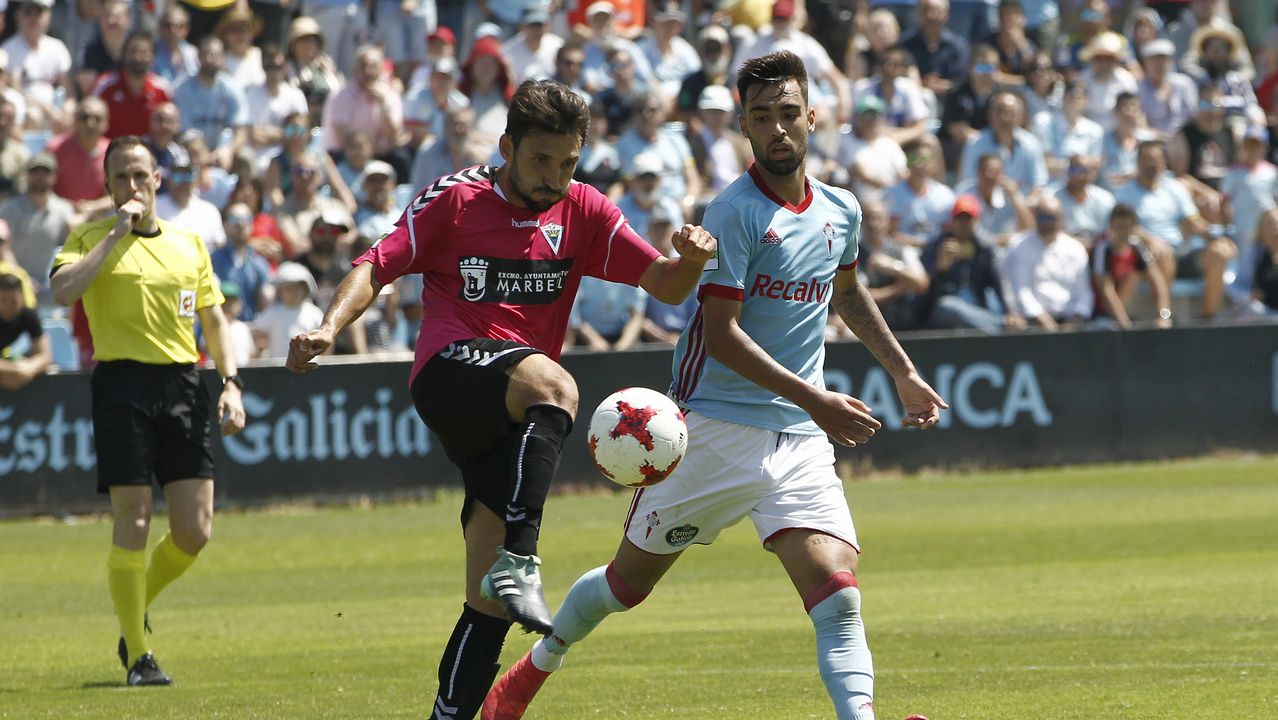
430,604,512,720
504,404,572,556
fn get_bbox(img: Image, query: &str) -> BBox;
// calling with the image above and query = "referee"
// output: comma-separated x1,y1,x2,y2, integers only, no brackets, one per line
51,136,247,687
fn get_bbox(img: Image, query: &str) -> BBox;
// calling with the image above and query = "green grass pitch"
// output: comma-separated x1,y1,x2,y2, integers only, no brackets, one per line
2,456,1276,719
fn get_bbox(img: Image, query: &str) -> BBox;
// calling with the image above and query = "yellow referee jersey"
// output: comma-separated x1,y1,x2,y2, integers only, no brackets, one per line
52,218,224,365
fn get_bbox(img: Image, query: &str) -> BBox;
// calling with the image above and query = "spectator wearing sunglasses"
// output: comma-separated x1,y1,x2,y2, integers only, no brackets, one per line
276,153,354,259
211,201,273,320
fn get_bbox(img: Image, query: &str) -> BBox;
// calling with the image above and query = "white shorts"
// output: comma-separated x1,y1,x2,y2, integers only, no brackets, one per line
623,413,860,555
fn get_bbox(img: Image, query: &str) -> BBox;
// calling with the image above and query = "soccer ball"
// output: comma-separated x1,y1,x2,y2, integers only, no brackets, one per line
587,387,688,488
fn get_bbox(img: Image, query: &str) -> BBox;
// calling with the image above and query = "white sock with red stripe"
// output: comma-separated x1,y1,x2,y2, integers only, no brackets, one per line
529,563,647,672
807,572,875,720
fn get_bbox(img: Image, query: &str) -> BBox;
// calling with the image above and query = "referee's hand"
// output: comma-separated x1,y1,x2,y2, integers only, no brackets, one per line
286,329,333,373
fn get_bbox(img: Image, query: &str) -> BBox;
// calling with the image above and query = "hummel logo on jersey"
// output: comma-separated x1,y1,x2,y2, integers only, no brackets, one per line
761,227,783,244
540,222,565,254
439,342,526,367
512,219,540,228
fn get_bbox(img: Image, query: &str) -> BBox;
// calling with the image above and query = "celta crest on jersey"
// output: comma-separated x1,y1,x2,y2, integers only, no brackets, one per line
456,255,574,304
540,222,565,253
822,221,835,258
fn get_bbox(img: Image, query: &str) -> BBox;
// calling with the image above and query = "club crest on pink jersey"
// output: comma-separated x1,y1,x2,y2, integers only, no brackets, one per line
540,222,564,254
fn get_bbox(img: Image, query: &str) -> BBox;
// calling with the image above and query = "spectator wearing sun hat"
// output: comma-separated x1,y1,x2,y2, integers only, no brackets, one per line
1077,32,1139,132
286,15,344,118
215,5,265,89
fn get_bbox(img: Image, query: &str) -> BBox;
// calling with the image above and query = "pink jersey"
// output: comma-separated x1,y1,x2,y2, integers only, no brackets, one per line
354,165,662,382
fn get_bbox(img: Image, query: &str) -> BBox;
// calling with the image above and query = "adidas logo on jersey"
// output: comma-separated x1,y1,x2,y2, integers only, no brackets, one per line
761,227,784,244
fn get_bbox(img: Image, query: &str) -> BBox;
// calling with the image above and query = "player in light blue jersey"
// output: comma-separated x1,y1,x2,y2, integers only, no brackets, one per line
484,51,947,720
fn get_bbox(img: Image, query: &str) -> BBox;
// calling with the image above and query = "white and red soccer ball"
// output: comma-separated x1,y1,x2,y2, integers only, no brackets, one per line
587,387,687,488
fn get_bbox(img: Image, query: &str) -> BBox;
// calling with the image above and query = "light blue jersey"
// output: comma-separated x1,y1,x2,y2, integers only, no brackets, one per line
671,168,861,435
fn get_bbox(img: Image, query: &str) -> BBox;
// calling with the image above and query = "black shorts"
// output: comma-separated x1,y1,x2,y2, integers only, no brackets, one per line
410,338,544,525
91,361,216,494
1175,248,1204,280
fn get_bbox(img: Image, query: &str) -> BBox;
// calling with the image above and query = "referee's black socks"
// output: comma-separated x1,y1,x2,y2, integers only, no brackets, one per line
504,404,573,557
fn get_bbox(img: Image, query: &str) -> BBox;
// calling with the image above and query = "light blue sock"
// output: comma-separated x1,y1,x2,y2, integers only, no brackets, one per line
530,565,633,672
809,586,876,720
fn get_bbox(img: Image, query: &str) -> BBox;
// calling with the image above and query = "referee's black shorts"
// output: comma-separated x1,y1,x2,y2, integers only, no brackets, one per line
91,360,216,494
411,338,544,525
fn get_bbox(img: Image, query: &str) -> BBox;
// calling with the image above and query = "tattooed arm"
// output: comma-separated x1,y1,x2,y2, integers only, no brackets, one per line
832,267,948,428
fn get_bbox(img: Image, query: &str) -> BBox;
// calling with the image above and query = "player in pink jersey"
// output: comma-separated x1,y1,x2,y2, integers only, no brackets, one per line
285,79,715,720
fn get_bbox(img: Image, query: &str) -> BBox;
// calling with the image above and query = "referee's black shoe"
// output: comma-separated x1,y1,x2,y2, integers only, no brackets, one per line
126,654,172,687
480,548,554,635
117,614,152,669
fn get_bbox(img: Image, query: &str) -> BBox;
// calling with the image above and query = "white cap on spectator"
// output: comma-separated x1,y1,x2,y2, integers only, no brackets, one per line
432,56,459,78
698,25,730,47
317,207,352,230
586,1,615,17
273,262,318,296
1244,125,1269,144
359,160,397,184
1141,39,1174,58
654,2,686,23
475,22,503,40
631,153,663,178
698,85,735,112
24,0,53,8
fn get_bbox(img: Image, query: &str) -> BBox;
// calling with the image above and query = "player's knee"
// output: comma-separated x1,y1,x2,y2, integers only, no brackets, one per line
510,359,579,418
804,571,861,616
174,525,211,555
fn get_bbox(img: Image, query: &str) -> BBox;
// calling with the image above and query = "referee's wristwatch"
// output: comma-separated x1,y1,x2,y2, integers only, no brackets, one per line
222,375,245,390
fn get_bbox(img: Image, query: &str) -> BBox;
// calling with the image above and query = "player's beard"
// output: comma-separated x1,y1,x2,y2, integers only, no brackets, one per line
756,137,805,178
507,159,568,213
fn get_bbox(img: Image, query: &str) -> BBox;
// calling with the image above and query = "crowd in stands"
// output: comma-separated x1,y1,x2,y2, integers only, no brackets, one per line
3,0,1278,384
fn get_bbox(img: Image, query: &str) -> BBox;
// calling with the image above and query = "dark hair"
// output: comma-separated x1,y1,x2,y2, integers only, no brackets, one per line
901,139,926,156
737,50,808,107
1114,90,1138,106
259,42,285,64
0,274,22,293
1109,203,1136,222
1137,139,1166,158
505,79,590,148
121,30,156,58
103,135,156,175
